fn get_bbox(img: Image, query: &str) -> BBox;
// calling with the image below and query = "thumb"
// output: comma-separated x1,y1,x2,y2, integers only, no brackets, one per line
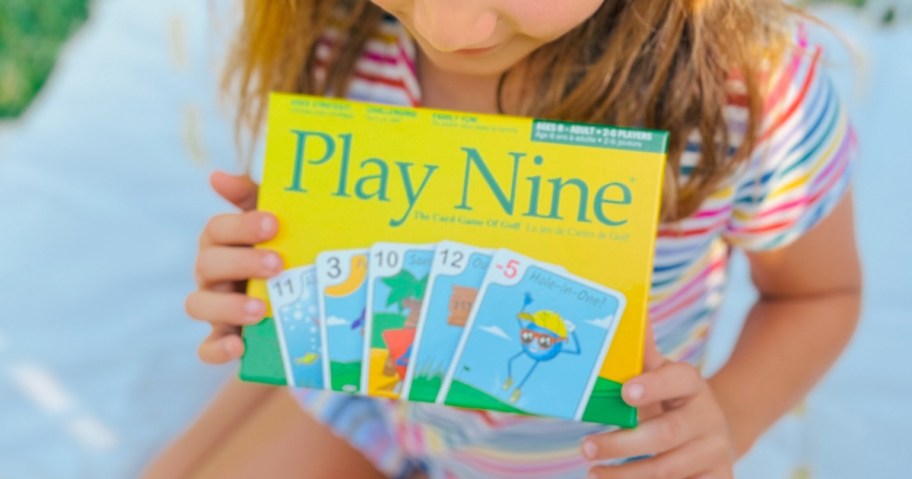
211,171,258,211
642,323,667,371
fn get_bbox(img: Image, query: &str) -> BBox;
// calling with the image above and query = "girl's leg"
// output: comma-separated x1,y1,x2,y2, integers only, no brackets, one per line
142,378,273,478
143,378,386,479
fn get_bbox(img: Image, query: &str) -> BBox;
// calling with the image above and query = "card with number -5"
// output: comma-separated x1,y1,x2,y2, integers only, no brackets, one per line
440,250,625,421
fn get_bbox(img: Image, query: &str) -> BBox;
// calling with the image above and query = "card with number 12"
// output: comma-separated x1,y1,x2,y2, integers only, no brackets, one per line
402,241,492,403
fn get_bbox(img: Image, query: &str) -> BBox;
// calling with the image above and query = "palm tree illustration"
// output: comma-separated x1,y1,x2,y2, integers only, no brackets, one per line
380,270,427,375
381,269,428,327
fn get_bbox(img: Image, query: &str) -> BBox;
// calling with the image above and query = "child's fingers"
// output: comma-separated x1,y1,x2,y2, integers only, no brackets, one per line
642,323,667,371
582,403,702,460
621,362,705,408
195,247,283,287
211,171,258,211
588,435,728,479
198,327,245,364
200,211,277,248
185,291,265,326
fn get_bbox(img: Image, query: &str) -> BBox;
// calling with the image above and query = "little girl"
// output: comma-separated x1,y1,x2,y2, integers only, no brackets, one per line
152,1,861,478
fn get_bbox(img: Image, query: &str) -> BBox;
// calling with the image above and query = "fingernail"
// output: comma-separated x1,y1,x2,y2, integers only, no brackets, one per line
625,383,644,401
263,253,281,271
245,299,263,316
260,215,276,236
582,441,598,460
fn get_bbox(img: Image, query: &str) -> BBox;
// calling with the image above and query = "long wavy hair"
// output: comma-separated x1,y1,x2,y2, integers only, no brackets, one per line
223,0,801,221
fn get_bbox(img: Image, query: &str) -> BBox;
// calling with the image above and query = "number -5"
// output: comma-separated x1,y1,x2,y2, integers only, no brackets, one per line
503,259,518,279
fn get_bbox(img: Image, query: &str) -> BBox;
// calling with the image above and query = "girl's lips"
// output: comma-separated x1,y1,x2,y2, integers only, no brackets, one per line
455,45,499,55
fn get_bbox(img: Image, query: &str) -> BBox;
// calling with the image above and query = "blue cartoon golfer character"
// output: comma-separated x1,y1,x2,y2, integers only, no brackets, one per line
502,293,580,403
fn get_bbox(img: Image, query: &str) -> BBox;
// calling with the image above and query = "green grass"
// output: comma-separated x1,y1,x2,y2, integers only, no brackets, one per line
239,317,287,386
330,360,362,393
407,374,444,403
443,377,638,428
0,0,91,118
443,380,528,415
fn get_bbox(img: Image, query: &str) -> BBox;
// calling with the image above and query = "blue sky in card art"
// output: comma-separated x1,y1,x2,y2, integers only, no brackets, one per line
324,284,367,363
412,252,491,378
277,270,325,388
450,266,622,419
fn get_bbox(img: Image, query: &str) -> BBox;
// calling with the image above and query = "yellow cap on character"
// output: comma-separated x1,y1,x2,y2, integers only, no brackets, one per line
517,310,567,339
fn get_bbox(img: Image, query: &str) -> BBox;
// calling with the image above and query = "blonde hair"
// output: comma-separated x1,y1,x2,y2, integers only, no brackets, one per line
224,0,801,221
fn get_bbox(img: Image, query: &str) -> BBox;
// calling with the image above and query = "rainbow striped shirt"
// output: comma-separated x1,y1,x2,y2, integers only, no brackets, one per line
291,18,856,479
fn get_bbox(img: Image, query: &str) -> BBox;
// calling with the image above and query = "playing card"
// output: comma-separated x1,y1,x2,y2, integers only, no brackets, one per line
362,243,435,399
402,241,492,403
267,265,325,389
440,250,625,420
316,249,368,394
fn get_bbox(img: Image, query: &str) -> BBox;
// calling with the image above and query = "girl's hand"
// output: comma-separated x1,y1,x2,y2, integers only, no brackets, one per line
582,329,735,479
186,171,282,364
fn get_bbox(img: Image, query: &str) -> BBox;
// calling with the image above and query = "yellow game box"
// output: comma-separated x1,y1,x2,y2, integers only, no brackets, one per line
240,93,667,427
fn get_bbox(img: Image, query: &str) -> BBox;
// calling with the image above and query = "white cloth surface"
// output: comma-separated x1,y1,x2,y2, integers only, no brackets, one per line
0,2,909,478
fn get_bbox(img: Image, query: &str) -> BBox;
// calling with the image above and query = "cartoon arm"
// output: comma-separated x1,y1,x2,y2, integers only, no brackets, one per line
395,344,413,367
563,331,581,356
517,292,533,330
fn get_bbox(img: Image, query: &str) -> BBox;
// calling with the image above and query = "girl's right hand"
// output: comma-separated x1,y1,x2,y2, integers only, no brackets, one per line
186,171,283,364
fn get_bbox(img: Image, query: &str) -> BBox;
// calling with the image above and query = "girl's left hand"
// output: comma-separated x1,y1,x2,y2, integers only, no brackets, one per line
581,330,736,479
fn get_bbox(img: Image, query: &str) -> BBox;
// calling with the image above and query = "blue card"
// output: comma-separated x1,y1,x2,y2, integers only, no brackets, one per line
402,241,492,403
363,243,435,399
440,250,625,420
267,265,325,389
316,249,368,394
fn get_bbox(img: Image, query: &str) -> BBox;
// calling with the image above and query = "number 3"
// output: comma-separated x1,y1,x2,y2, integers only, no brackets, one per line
327,256,342,279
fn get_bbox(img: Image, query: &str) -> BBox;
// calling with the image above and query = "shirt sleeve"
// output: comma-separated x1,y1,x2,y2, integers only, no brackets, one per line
723,37,858,251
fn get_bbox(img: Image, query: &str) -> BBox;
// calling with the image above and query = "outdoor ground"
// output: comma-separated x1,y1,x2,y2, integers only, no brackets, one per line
0,1,909,478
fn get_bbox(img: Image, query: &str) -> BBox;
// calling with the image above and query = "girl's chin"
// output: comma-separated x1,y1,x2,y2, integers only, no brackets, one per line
422,51,519,77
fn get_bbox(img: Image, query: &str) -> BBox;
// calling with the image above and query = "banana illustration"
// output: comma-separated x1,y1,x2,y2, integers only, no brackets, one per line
325,254,368,297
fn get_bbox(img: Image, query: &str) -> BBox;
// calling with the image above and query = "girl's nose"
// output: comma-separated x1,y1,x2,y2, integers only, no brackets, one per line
412,0,498,52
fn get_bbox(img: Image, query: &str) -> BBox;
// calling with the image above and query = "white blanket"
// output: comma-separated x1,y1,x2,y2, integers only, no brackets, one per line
0,2,908,478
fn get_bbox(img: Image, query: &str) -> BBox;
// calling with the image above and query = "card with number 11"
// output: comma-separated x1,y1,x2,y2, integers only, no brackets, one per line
267,265,325,389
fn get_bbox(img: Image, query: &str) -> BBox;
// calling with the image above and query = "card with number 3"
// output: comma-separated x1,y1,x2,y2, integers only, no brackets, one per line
316,249,369,394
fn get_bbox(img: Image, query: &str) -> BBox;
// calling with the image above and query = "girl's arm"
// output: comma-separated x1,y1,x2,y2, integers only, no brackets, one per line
709,191,862,456
583,192,861,478
145,171,389,479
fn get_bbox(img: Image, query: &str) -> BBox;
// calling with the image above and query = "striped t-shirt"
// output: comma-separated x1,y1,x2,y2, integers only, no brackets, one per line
291,18,856,479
